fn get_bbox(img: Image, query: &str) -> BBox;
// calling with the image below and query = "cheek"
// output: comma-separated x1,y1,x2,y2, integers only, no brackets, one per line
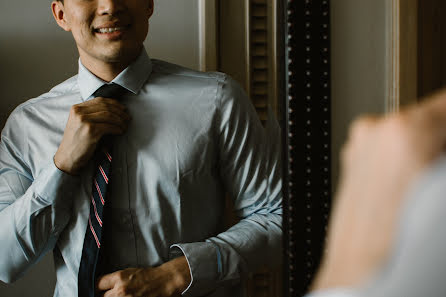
71,25,91,46
141,23,149,37
137,16,149,38
69,11,93,35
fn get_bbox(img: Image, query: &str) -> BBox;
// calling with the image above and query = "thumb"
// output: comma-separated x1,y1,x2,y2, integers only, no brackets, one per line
96,272,116,291
402,88,446,161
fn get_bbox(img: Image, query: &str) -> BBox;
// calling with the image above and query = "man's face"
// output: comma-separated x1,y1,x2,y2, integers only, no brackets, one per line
52,0,154,66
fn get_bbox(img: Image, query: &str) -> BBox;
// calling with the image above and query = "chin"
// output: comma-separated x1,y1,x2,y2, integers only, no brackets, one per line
100,46,140,63
96,53,127,65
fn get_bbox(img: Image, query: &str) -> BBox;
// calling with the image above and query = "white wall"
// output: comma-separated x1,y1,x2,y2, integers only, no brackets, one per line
331,0,388,186
0,1,199,296
146,0,199,70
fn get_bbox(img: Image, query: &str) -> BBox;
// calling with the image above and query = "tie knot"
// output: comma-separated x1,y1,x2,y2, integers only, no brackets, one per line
93,83,127,99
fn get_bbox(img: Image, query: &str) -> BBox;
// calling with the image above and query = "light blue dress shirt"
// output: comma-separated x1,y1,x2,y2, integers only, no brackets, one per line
0,50,282,297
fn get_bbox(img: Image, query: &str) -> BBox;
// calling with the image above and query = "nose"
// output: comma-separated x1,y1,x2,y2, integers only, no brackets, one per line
97,0,125,15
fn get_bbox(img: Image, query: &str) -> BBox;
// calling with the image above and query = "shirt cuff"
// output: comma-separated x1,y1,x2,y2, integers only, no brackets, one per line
33,161,80,233
305,288,359,297
169,242,221,296
34,161,80,205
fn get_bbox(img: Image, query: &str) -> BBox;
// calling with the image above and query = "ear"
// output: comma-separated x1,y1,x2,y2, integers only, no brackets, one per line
51,1,71,31
147,0,154,19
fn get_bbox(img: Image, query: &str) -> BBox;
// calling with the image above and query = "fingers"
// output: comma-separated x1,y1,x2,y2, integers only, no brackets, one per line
341,115,381,167
71,98,131,139
346,115,381,144
81,112,129,131
91,123,127,139
73,98,130,119
97,272,116,292
402,89,446,152
77,115,129,142
98,270,133,297
83,97,128,110
81,105,131,122
413,88,446,120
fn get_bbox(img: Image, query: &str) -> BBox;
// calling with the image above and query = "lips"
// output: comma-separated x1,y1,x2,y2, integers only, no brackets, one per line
93,23,131,34
95,27,127,33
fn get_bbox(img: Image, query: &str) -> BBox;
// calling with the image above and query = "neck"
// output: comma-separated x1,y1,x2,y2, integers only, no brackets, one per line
79,50,141,82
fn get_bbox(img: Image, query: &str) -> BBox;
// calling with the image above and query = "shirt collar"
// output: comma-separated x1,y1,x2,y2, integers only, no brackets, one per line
77,49,152,101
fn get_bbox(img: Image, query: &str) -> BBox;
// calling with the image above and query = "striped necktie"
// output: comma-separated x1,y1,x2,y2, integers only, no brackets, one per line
78,83,126,297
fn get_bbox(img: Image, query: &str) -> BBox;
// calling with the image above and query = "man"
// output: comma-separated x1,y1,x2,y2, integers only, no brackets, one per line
306,89,446,296
0,0,282,296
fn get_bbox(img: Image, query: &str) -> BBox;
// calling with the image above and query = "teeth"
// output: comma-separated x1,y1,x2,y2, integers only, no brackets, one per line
97,27,125,33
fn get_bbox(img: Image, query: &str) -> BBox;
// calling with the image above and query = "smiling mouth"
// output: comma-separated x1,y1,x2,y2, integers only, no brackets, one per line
94,25,130,34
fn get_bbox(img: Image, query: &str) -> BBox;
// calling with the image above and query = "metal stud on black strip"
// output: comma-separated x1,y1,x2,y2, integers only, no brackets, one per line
283,0,332,295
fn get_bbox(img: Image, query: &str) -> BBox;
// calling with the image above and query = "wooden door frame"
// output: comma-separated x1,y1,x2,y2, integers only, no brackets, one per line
386,0,418,112
198,0,218,71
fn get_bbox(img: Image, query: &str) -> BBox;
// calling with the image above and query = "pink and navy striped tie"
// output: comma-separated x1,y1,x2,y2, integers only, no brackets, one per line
78,83,126,297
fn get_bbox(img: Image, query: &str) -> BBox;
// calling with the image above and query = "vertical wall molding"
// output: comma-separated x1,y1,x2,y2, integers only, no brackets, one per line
198,0,218,71
386,0,418,112
386,0,400,113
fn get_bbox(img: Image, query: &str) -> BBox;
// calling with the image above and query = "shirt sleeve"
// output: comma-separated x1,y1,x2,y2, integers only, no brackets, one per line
170,75,282,296
0,109,79,283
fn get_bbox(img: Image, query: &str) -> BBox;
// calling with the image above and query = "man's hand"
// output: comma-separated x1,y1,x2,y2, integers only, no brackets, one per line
311,89,446,291
54,97,130,175
96,256,191,297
